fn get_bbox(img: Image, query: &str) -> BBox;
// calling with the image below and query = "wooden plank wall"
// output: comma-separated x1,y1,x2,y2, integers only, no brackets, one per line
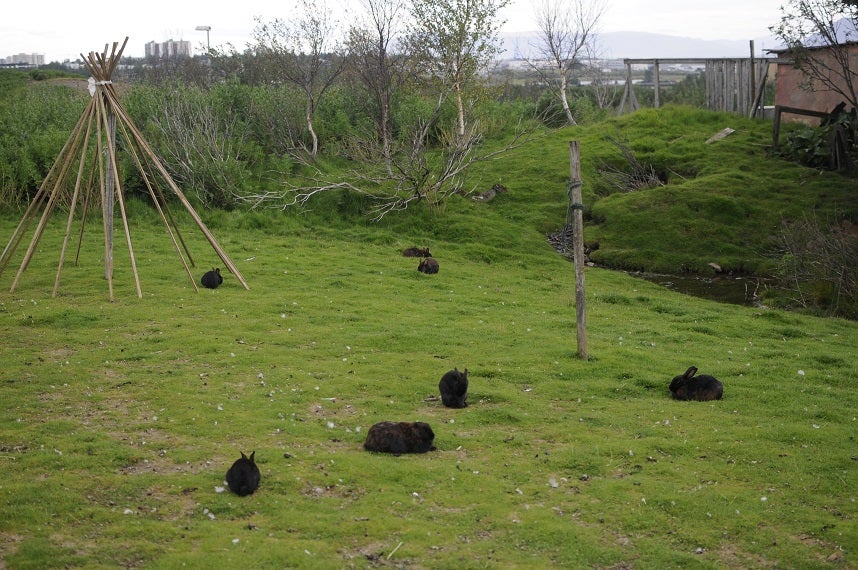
620,57,773,117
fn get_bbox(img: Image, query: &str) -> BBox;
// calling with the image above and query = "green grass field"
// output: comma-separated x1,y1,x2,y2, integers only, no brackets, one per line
0,194,855,568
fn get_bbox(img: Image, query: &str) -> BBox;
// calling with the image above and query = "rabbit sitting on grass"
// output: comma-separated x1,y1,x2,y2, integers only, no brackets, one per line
225,451,261,496
402,247,431,257
439,368,469,408
364,421,436,454
669,366,723,401
201,268,223,289
418,258,439,274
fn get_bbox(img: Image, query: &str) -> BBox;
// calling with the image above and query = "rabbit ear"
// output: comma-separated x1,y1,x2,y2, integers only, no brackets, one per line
249,451,255,462
240,451,248,460
684,366,698,379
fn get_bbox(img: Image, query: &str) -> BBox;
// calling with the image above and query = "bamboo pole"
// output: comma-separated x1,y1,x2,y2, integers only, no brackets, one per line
97,90,142,299
94,90,114,301
103,98,116,282
74,157,97,265
54,113,95,296
569,141,588,361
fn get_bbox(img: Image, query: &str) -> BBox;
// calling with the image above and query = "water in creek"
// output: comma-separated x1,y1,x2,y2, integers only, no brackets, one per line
631,272,767,307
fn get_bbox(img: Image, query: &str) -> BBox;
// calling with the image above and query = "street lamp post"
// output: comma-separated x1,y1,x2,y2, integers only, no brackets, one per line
195,26,211,52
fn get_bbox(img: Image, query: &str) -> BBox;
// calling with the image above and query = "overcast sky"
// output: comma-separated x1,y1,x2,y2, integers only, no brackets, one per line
2,0,787,63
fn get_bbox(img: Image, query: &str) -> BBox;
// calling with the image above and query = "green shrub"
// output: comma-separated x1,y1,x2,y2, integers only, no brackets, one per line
0,83,87,207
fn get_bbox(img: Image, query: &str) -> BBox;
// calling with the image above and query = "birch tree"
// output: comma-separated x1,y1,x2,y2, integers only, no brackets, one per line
404,0,510,145
531,0,606,125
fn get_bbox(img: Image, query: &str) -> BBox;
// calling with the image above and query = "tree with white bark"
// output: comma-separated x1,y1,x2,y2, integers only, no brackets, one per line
403,0,510,145
530,0,607,125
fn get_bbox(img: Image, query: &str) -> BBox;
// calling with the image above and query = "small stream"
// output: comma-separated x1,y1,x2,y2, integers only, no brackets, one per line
547,231,768,307
630,272,767,307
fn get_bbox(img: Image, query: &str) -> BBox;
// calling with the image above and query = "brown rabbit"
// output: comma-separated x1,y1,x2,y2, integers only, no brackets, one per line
418,258,439,274
669,366,723,401
403,247,432,257
364,421,436,454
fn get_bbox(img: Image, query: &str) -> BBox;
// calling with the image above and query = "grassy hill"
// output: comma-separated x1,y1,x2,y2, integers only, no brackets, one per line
0,102,856,567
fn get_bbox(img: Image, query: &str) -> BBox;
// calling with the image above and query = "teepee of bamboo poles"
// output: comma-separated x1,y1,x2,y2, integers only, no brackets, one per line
0,38,248,301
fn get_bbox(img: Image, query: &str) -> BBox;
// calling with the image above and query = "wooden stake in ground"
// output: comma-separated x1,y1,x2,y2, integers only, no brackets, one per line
569,140,588,360
0,38,249,300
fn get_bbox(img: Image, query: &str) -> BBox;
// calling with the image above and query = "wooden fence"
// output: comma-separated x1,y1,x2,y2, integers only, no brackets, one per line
618,57,775,117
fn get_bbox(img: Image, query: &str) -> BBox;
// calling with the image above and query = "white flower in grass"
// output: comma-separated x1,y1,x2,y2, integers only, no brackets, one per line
798,370,805,376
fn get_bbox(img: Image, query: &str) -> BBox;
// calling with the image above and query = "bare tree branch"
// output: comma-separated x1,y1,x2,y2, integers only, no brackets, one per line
346,0,407,175
237,111,543,221
530,0,607,125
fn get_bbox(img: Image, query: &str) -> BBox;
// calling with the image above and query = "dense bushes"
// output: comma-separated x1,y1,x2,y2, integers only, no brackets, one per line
0,80,87,208
0,65,706,211
774,213,858,318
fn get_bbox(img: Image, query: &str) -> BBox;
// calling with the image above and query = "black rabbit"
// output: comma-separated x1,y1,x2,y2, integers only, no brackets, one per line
363,421,436,454
439,368,469,408
201,268,223,289
418,258,439,274
403,247,432,258
225,451,261,496
669,366,723,401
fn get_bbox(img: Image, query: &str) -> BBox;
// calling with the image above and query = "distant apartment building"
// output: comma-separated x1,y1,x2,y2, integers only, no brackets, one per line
144,39,192,60
1,53,45,67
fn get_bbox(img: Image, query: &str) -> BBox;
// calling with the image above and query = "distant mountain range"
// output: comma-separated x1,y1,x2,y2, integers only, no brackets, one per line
499,30,784,60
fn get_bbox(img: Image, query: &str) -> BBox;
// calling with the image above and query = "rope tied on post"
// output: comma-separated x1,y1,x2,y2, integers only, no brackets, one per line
87,77,113,97
567,181,585,211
